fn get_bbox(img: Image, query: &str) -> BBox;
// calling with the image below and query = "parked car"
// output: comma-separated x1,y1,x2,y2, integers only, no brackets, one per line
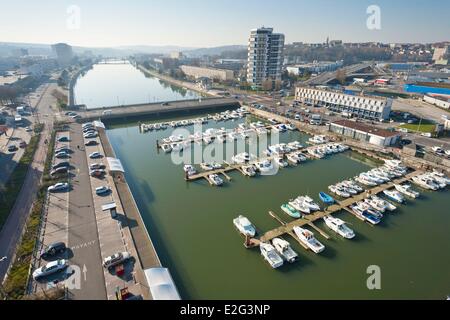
25,126,33,132
55,151,70,159
52,161,70,170
40,242,66,260
85,140,98,146
90,163,105,170
89,152,102,159
32,259,68,280
82,122,93,128
83,128,96,133
84,133,98,139
102,252,131,269
90,169,106,177
50,167,68,176
19,141,27,148
48,182,69,193
7,145,17,152
95,186,111,195
57,136,70,142
55,147,71,154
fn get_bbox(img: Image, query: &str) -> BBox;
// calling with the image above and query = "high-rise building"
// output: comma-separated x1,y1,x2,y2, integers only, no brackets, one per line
51,43,74,67
247,27,285,90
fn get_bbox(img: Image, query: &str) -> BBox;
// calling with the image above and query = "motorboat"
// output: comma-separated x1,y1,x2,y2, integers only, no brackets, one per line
351,205,381,225
232,152,252,164
308,135,328,145
364,198,386,213
319,192,335,205
328,185,350,198
209,174,224,186
275,156,288,168
280,204,301,219
307,148,324,159
323,216,355,239
424,174,446,189
301,196,320,211
411,175,439,191
183,165,197,176
430,171,450,186
296,153,308,162
161,144,172,153
287,153,300,164
171,143,183,152
233,215,256,237
200,163,214,171
293,227,325,254
371,195,397,211
211,162,223,170
286,123,297,131
259,242,284,269
382,189,405,203
288,199,311,214
241,165,257,177
287,141,303,150
203,136,214,145
272,238,298,263
255,159,274,174
394,183,420,198
357,201,383,219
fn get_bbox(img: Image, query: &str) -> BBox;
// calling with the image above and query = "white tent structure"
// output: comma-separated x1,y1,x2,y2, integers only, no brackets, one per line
106,157,125,173
144,267,181,300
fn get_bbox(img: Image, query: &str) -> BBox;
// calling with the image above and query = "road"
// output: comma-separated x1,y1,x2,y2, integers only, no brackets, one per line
0,82,57,281
66,123,106,299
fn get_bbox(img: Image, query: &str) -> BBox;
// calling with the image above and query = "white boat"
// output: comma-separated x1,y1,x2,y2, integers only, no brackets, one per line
411,175,439,191
371,195,397,211
430,171,450,186
200,163,214,171
293,227,325,254
308,135,328,145
287,153,300,164
394,183,420,198
364,198,386,213
171,143,183,152
242,165,257,177
255,159,274,173
233,215,256,237
272,238,298,263
323,216,355,239
260,242,284,269
288,199,311,214
275,156,288,168
203,136,214,144
356,174,378,186
424,173,446,189
301,196,320,211
328,185,350,198
209,174,224,186
286,123,297,131
183,164,197,176
383,189,405,203
211,162,223,170
287,141,302,150
232,152,252,164
161,144,172,153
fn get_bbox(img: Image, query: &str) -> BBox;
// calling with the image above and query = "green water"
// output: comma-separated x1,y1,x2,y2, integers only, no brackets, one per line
73,62,199,108
106,114,450,300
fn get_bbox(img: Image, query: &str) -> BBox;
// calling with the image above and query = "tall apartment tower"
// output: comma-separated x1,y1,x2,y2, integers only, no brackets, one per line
247,27,285,90
51,43,74,67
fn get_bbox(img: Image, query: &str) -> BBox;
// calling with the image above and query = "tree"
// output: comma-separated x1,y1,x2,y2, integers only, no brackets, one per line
262,79,273,91
336,69,347,85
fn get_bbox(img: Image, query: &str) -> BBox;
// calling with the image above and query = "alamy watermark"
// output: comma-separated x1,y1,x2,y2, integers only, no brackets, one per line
66,5,81,30
366,5,381,30
366,265,381,290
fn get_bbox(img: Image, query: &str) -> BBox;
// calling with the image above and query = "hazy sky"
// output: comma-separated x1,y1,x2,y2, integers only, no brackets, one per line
1,0,449,47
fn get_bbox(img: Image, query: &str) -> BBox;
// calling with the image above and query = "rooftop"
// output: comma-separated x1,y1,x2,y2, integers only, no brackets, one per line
332,120,401,138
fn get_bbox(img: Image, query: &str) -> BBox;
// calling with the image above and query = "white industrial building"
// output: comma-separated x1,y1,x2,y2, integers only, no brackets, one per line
180,65,234,81
423,94,450,109
295,87,392,120
286,60,343,75
330,120,401,147
247,27,285,89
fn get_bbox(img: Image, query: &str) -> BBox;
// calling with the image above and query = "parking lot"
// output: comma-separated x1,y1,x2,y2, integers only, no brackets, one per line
31,122,144,299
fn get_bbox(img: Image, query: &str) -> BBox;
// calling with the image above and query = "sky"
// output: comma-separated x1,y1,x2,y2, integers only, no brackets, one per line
0,0,449,48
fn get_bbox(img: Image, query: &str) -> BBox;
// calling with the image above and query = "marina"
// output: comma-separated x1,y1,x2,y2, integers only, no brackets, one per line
81,62,450,299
